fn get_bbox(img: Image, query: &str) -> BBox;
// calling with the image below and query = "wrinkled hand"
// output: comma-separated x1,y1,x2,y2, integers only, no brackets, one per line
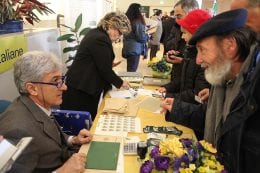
160,97,174,114
72,129,92,145
198,88,210,103
156,87,166,93
120,80,129,89
112,61,122,67
166,50,183,64
56,153,86,173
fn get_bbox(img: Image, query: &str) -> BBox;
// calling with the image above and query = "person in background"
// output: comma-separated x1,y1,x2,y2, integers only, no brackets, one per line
158,0,199,98
149,9,163,61
0,51,92,173
61,12,131,120
122,3,149,72
161,10,176,55
231,0,260,33
162,9,259,172
161,11,169,21
160,9,211,139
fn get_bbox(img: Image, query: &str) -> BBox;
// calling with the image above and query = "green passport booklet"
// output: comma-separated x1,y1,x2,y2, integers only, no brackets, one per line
86,141,120,170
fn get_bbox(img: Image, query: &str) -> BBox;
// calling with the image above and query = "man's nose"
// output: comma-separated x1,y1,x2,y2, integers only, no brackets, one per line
61,83,68,91
196,54,203,65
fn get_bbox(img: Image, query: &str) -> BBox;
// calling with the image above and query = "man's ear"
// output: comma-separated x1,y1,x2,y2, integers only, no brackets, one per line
25,83,38,96
222,37,237,59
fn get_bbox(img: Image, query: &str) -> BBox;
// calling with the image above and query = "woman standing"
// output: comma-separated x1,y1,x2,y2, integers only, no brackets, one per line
149,9,163,60
122,3,148,72
61,12,131,120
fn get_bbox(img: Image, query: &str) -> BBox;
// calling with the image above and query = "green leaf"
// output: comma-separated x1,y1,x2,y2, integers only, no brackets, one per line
67,38,76,43
74,13,82,32
57,34,74,41
79,27,91,36
63,47,74,53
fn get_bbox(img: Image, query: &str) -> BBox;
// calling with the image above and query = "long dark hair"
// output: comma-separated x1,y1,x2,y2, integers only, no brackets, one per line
125,3,145,28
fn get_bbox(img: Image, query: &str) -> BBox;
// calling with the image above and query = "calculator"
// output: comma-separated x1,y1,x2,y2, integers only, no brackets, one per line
123,142,138,155
123,136,140,155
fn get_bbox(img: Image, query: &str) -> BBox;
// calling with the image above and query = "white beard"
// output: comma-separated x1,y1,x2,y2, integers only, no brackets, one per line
204,58,232,86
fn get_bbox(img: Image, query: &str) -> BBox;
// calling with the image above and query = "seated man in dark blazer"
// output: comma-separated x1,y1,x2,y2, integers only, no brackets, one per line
0,51,92,173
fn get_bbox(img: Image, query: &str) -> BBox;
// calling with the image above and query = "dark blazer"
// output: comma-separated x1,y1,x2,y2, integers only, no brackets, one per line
66,27,123,96
161,17,176,54
0,96,72,173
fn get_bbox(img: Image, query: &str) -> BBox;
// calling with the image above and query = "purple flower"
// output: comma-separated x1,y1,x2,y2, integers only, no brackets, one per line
221,170,228,173
173,154,189,171
154,156,170,171
150,146,159,158
187,148,199,162
196,141,204,151
180,138,193,148
140,160,153,173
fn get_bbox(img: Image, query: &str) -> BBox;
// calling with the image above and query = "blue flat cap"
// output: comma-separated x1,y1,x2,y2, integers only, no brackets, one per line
189,8,248,45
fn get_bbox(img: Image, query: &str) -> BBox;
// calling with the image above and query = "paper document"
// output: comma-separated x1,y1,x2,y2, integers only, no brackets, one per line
109,89,136,99
138,97,162,113
0,137,32,172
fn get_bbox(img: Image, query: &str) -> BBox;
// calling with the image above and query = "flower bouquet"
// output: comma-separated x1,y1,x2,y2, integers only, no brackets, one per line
149,57,172,79
140,137,227,173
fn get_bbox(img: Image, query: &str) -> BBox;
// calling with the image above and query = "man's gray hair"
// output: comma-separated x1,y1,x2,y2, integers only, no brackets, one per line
248,0,260,7
13,51,63,94
174,0,199,13
98,11,131,35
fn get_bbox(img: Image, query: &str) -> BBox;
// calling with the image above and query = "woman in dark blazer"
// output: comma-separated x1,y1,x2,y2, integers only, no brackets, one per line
61,12,131,120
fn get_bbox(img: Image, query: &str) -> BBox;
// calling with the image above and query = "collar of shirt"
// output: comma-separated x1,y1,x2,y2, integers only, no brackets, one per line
35,103,52,116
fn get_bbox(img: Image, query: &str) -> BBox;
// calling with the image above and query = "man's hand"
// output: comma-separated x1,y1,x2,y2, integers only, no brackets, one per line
198,88,210,103
166,50,183,64
72,129,92,145
160,98,174,114
156,87,166,93
56,153,86,173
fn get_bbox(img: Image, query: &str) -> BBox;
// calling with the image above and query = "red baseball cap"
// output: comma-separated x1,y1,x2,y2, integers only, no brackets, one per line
177,9,212,34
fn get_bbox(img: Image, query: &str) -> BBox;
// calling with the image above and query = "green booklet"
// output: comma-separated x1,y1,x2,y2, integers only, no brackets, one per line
86,141,120,170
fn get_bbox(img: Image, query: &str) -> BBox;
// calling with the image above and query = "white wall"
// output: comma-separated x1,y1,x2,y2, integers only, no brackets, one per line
115,0,178,16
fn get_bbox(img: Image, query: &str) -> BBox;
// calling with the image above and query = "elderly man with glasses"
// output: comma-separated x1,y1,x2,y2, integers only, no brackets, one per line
0,51,92,173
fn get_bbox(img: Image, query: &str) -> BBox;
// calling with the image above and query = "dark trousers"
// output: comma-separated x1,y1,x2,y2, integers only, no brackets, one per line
60,87,101,121
126,55,140,72
150,44,159,60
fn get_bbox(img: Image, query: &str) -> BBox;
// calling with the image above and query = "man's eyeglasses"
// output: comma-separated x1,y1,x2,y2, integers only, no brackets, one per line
30,76,67,88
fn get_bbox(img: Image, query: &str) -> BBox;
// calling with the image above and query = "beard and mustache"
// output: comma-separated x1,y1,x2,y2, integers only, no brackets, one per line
201,51,232,86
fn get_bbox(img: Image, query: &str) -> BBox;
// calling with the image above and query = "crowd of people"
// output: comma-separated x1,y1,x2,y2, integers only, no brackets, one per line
0,0,259,172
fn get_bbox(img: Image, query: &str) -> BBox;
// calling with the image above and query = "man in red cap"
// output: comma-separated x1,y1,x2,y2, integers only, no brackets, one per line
158,0,199,99
160,9,211,140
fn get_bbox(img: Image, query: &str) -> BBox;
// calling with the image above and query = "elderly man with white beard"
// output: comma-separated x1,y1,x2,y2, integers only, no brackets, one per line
161,8,260,173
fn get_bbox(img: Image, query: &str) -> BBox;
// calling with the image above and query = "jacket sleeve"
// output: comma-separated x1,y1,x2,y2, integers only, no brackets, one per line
178,67,210,103
165,99,207,139
89,35,123,88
